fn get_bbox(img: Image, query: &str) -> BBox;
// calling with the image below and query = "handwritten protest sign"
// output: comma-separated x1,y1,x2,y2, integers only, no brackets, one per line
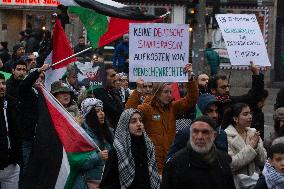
129,23,189,82
215,14,271,67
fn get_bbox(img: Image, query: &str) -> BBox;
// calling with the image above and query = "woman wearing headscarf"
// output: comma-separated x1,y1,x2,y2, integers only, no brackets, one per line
71,98,113,189
99,108,160,189
135,64,198,173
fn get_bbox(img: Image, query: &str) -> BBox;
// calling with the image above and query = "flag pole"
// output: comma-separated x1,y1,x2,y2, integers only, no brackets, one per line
50,47,93,68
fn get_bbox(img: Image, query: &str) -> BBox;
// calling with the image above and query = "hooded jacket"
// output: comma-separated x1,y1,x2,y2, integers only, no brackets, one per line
137,80,198,173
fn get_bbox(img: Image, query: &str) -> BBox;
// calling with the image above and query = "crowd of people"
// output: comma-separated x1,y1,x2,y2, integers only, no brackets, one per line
0,28,284,189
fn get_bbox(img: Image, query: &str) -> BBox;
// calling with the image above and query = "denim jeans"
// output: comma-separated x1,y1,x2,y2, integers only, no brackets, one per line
19,140,33,188
0,164,20,189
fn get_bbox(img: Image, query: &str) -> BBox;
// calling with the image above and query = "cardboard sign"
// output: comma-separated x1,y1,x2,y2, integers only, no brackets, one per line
129,23,189,82
215,14,271,67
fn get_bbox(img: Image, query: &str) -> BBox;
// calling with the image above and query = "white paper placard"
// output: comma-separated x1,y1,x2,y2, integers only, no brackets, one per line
215,14,271,67
129,23,189,82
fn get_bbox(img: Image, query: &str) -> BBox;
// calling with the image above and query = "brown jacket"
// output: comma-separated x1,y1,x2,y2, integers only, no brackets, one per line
136,80,198,174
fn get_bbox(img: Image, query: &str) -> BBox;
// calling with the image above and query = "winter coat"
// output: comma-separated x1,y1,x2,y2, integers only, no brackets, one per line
0,48,11,65
225,125,267,189
125,89,144,109
161,147,236,189
100,143,152,189
166,126,228,161
205,48,220,75
0,97,22,169
112,41,129,67
137,80,198,173
71,122,112,189
92,88,124,129
18,70,41,140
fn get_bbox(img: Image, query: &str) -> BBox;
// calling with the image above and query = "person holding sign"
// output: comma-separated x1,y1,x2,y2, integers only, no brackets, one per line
135,63,198,174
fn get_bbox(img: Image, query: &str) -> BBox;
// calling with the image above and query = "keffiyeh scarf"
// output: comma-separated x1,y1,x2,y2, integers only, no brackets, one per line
113,108,160,189
80,97,103,118
263,160,284,189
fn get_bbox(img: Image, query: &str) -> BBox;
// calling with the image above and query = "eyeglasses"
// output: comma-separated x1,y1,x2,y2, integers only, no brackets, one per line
219,84,231,90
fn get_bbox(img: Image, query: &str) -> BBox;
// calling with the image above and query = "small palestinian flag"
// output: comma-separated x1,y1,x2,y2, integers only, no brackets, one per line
22,86,99,189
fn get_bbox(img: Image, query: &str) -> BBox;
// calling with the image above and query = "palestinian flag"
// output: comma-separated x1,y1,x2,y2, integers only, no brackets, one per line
45,19,77,90
22,86,99,189
58,0,159,21
68,6,162,48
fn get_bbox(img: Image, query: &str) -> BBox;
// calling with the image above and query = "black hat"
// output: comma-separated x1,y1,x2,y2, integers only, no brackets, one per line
13,43,25,52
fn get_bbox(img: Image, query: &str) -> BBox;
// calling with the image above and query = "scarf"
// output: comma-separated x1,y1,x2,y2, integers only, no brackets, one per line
214,94,231,104
113,109,160,189
263,160,284,189
80,97,103,118
187,138,217,164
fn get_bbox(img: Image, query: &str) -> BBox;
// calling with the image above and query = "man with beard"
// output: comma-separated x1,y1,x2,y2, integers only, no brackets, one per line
91,64,124,129
197,74,209,94
74,36,93,60
162,116,235,189
3,43,25,73
166,93,228,160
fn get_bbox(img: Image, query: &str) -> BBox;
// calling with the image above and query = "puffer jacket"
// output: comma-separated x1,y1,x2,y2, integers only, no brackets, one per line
137,80,198,174
225,125,267,189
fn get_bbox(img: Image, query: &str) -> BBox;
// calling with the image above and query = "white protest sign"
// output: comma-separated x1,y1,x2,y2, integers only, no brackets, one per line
129,23,189,82
215,14,271,67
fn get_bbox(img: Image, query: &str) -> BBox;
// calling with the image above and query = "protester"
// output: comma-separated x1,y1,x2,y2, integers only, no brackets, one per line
92,64,124,129
23,53,37,72
254,142,284,189
37,30,52,67
131,63,198,173
74,36,93,60
222,103,267,189
162,116,236,189
18,31,27,47
0,41,11,65
4,43,25,73
70,98,113,188
264,89,284,149
112,34,129,73
125,78,153,109
25,29,43,54
205,42,220,76
198,73,209,94
100,108,160,189
167,94,228,161
115,72,131,106
0,73,20,189
50,80,79,117
18,64,48,184
62,64,81,99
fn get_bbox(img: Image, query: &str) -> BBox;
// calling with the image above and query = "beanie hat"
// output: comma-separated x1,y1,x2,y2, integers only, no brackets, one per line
197,94,218,113
81,98,103,118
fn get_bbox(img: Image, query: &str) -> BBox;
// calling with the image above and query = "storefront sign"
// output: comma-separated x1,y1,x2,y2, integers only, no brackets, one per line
129,23,189,82
215,14,271,67
0,0,60,6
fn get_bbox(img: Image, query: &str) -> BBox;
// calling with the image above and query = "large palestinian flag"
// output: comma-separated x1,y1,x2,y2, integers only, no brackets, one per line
22,86,99,189
58,0,159,21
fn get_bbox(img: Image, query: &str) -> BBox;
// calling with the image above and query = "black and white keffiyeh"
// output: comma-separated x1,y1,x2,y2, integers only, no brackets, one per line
80,97,103,118
263,160,284,189
113,108,160,189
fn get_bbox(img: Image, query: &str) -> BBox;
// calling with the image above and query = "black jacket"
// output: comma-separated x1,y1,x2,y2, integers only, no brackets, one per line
162,148,236,189
254,174,268,189
0,97,22,169
100,136,151,189
18,70,41,140
92,88,123,129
